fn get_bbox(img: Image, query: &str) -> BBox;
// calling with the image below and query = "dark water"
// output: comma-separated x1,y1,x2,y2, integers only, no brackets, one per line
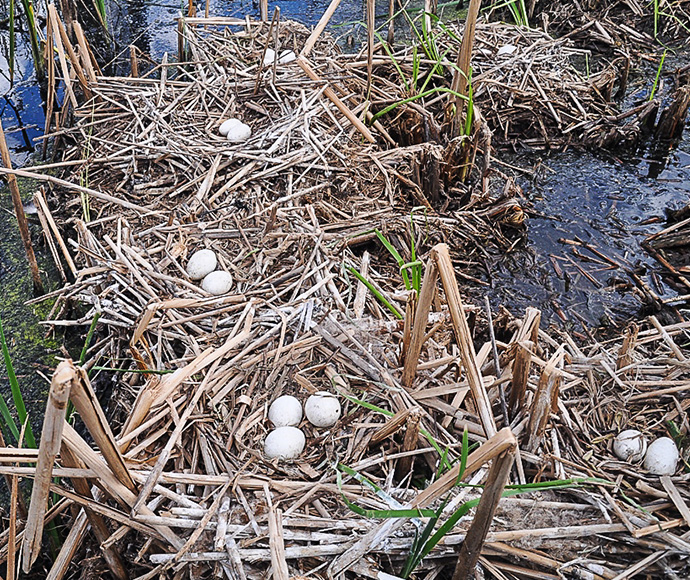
493,142,690,329
1,1,689,379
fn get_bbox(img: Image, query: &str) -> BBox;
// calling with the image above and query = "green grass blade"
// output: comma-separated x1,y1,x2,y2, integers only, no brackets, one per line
374,33,410,94
19,0,44,79
0,318,36,448
79,313,101,365
371,87,468,123
340,393,394,416
345,265,403,319
464,72,475,136
649,49,667,101
375,229,411,290
457,426,469,484
0,393,20,443
337,465,437,518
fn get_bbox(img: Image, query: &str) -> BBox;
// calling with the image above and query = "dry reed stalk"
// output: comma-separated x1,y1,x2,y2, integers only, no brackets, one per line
22,361,75,572
72,22,98,81
43,13,57,160
387,0,394,44
50,5,91,99
0,166,157,214
431,244,496,437
34,187,78,277
300,0,342,57
526,352,562,452
447,0,481,136
0,123,43,293
394,407,421,481
130,46,139,77
47,5,79,109
366,0,375,99
268,507,290,580
296,56,376,143
59,443,128,580
370,409,410,445
7,469,17,580
70,367,136,492
616,322,639,371
452,446,515,580
508,340,533,415
45,511,88,580
402,257,439,387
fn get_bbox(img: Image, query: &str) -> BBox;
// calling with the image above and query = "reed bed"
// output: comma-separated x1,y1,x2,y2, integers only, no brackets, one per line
0,6,689,580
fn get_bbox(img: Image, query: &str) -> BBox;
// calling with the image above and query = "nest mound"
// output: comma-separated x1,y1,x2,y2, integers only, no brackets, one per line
8,13,690,580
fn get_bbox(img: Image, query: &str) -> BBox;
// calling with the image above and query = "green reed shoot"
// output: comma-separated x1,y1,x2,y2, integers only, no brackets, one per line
345,265,403,319
19,0,44,80
649,49,667,101
0,317,36,449
486,0,529,27
93,0,108,28
464,69,474,136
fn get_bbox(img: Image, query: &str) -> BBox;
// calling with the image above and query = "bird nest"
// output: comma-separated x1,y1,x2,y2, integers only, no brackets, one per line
4,10,690,580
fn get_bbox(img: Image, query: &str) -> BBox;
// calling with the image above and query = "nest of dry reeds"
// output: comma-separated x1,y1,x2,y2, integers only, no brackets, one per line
2,10,689,580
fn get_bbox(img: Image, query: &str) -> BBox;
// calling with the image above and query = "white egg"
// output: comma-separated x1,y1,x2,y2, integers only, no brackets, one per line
219,118,242,137
644,437,679,476
278,50,297,64
305,391,341,427
264,426,306,459
268,395,303,427
263,48,277,66
226,122,252,143
613,429,647,462
186,249,217,280
201,270,233,295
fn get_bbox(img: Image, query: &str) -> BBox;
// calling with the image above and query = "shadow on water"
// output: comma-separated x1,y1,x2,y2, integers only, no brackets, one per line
0,0,688,421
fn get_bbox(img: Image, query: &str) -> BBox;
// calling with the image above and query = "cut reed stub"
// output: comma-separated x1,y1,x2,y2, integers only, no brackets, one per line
22,360,76,573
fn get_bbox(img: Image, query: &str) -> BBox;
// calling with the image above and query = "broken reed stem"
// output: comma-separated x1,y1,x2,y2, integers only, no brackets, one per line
60,444,128,580
431,244,497,437
70,367,137,492
402,258,439,387
130,46,139,77
526,355,562,452
616,322,639,371
260,0,268,22
485,296,509,426
0,122,44,294
452,446,515,580
395,407,422,481
508,340,533,416
387,0,395,45
370,409,410,445
447,0,481,136
45,510,88,580
22,360,75,572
